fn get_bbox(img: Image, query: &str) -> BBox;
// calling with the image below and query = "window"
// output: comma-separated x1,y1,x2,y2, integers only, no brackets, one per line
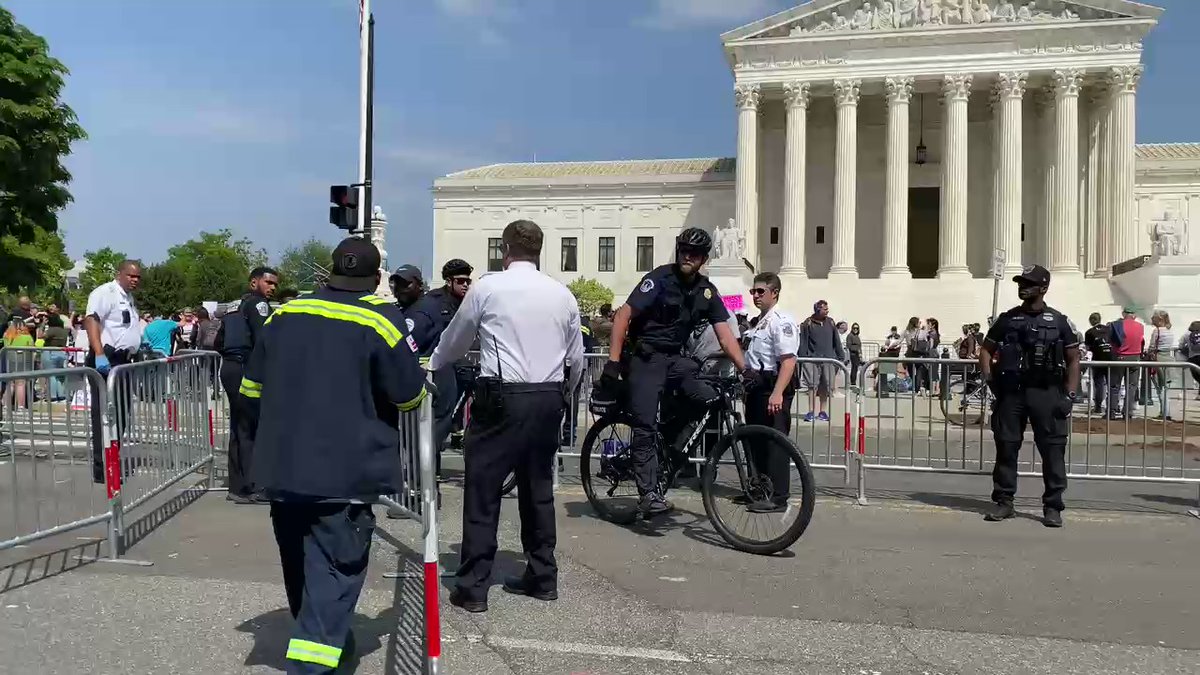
770,227,779,245
561,237,578,272
636,236,654,272
598,236,616,272
1021,222,1026,242
815,226,826,244
487,238,503,272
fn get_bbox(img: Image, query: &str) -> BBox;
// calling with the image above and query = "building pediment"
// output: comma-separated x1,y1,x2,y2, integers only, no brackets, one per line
723,0,1162,42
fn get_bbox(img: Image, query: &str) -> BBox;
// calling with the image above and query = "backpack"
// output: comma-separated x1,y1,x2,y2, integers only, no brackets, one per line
956,336,972,359
198,318,223,350
1188,331,1200,357
911,332,930,355
1090,325,1114,359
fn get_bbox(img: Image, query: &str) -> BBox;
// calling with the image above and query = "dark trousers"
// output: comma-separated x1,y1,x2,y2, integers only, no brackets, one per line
744,372,794,503
220,359,256,496
271,501,373,674
1090,367,1109,412
85,347,134,481
1190,357,1200,390
456,386,565,602
990,386,1069,511
1109,354,1141,418
849,354,861,386
627,351,714,496
431,366,458,474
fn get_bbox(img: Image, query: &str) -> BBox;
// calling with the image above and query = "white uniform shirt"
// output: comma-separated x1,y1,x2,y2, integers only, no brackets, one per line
429,261,586,392
745,307,799,372
85,280,142,352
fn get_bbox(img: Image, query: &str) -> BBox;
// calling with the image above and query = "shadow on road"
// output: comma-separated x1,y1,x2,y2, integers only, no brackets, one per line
122,480,207,550
1133,493,1200,508
236,607,400,674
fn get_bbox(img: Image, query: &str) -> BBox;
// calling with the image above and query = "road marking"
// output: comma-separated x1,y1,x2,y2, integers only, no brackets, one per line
473,635,693,663
658,576,687,583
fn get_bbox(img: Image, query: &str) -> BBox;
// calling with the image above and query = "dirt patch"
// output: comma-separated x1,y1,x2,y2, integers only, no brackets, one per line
1071,416,1200,435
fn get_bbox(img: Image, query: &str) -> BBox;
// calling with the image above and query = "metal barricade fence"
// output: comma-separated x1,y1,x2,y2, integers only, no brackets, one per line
852,357,1200,505
0,365,121,557
1,346,88,401
377,385,442,674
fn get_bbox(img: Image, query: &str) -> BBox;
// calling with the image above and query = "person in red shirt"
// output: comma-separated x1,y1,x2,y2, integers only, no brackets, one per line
1108,306,1145,420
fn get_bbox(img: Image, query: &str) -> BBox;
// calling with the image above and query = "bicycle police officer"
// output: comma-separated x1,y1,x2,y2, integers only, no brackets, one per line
598,227,746,516
240,238,426,672
978,264,1080,528
407,259,473,460
218,266,279,504
389,264,424,311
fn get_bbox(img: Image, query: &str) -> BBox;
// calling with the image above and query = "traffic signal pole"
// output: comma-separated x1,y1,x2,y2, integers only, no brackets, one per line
357,0,374,238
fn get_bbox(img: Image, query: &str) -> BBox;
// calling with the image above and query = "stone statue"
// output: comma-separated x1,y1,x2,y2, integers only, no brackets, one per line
832,12,851,30
1150,215,1183,257
972,0,992,23
941,0,964,24
994,0,1016,21
874,1,897,29
852,2,874,30
793,0,1090,34
713,218,745,263
1016,3,1033,21
895,0,918,27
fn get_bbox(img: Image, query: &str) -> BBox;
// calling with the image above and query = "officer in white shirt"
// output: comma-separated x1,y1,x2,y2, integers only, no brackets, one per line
743,272,800,513
430,219,585,614
83,259,143,482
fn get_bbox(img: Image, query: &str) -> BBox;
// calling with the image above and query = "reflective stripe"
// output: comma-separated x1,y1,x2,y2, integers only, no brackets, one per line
274,299,403,347
239,385,261,399
418,356,431,367
358,294,391,305
239,378,262,391
286,638,342,668
581,326,592,336
398,385,427,412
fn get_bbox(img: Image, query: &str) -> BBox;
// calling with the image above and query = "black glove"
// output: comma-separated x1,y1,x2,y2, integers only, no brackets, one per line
986,377,1002,400
1054,392,1076,419
600,360,622,385
741,368,760,390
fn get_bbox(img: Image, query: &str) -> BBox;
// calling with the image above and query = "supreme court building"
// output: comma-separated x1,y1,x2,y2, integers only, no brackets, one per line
434,0,1200,337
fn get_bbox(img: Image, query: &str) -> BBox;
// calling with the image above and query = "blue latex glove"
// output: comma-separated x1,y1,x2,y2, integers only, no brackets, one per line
94,354,110,375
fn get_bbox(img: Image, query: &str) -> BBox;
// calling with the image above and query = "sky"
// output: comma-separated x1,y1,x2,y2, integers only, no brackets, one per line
8,0,1200,275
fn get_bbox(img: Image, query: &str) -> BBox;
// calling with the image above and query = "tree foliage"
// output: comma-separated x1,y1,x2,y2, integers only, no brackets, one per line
277,237,333,292
160,229,267,306
0,8,86,291
67,247,128,311
137,261,189,317
566,277,614,316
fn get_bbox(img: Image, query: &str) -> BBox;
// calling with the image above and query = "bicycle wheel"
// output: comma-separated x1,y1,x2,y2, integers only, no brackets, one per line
701,424,814,555
501,471,518,496
940,378,989,427
579,415,640,525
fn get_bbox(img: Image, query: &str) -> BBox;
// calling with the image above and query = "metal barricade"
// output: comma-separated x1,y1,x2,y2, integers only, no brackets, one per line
0,365,121,557
790,357,853,483
1,346,88,400
105,352,222,552
852,356,1200,505
378,387,442,674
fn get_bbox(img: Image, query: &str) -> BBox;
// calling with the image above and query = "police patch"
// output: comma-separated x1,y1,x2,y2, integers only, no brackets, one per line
639,279,654,293
406,335,418,352
255,301,269,317
405,318,415,332
703,288,712,299
1042,313,1054,321
782,323,794,337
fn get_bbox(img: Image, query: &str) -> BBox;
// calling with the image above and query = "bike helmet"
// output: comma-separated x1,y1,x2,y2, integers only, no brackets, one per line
441,258,473,279
675,227,712,256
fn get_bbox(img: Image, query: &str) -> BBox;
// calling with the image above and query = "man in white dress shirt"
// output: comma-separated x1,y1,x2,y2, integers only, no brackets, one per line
429,219,585,613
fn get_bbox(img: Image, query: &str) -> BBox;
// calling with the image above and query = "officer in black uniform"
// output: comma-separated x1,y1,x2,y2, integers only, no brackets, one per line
598,228,747,515
389,264,424,311
218,266,279,504
407,258,473,466
979,265,1081,528
240,238,426,673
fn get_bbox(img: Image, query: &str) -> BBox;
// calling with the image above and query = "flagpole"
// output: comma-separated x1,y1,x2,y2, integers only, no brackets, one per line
357,0,372,237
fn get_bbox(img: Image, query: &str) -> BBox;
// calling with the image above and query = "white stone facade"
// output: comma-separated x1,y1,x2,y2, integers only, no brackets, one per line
432,1,1200,339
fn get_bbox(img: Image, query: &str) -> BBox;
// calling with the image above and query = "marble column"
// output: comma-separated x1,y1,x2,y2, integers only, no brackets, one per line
881,76,913,278
996,72,1026,276
830,78,861,279
938,74,972,279
1036,86,1056,266
1050,69,1082,275
1108,65,1143,265
1086,85,1109,276
989,89,1002,270
781,81,810,277
734,84,761,272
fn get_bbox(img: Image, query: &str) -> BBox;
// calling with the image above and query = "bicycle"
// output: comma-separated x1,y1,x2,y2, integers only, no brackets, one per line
940,368,995,427
579,365,815,555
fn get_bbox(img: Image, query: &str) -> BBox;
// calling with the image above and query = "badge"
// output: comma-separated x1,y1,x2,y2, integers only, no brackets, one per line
782,323,794,338
703,288,712,299
1042,313,1054,321
256,301,269,317
405,318,415,332
406,335,419,352
639,279,654,293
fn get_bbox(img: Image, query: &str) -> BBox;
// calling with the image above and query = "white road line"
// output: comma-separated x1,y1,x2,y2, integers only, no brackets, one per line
473,635,693,663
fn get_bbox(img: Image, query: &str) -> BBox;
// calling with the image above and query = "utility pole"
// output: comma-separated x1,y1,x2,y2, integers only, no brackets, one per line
357,0,374,238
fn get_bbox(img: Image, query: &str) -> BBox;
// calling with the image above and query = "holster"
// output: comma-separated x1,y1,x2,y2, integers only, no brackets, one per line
473,376,505,425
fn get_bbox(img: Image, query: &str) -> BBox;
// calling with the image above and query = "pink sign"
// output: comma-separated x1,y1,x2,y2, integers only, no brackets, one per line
722,294,744,313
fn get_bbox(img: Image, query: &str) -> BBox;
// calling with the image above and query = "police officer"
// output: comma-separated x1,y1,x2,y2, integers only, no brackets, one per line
599,228,747,515
240,238,426,672
743,272,799,513
430,220,584,613
218,266,279,504
979,265,1080,528
389,264,424,311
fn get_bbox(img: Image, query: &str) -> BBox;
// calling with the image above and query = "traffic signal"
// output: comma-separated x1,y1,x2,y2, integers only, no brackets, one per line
330,185,359,230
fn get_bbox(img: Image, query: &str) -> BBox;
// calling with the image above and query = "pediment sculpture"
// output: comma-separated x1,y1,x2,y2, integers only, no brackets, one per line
1148,213,1187,257
787,0,1099,36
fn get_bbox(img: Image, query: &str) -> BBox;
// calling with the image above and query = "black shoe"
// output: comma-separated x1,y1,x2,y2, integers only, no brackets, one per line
1043,507,1063,528
746,499,788,514
385,507,407,520
1091,407,1103,415
449,589,488,613
638,493,673,516
249,493,270,505
502,576,557,601
226,493,253,505
730,494,752,506
984,502,1015,522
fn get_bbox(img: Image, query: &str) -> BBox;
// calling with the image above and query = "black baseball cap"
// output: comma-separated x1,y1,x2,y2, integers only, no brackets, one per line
1012,264,1050,286
390,264,423,284
328,237,382,292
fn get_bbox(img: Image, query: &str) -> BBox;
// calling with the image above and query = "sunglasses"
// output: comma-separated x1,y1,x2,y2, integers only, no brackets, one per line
749,287,772,296
451,277,472,286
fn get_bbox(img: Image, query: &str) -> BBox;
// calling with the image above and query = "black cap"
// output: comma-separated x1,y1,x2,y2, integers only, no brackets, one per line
390,264,423,284
328,237,381,292
1012,264,1050,286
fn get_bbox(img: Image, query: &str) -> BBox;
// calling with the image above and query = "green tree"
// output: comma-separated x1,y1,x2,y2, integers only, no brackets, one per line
137,262,188,317
0,8,87,291
162,229,265,305
67,247,128,310
566,277,614,316
276,238,333,291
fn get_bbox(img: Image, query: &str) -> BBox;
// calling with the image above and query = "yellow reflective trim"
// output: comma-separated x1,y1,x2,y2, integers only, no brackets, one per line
286,638,341,668
358,294,391,305
397,385,427,412
239,378,262,391
239,386,261,399
581,326,592,336
418,356,431,367
275,299,403,347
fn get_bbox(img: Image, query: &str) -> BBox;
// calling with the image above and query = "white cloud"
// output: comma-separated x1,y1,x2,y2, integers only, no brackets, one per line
434,0,505,17
433,0,513,47
637,0,783,30
383,142,496,175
